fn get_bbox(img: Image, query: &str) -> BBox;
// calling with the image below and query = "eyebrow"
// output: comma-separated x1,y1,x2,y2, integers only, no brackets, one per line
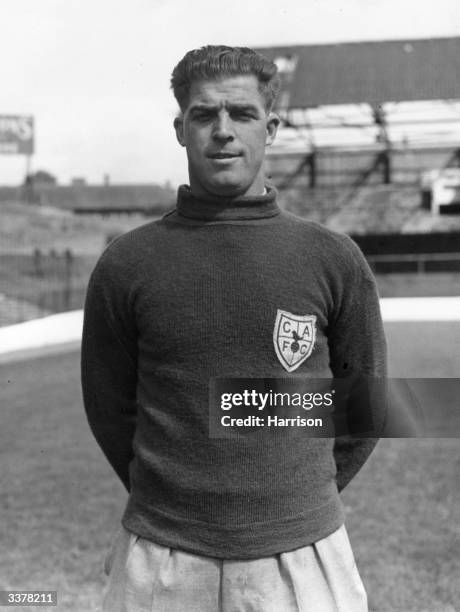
189,103,260,115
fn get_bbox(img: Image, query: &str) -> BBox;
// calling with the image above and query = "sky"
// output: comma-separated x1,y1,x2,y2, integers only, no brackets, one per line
1,0,460,187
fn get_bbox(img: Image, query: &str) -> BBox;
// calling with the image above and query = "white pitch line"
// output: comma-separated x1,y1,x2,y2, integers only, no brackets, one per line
0,310,83,356
0,297,459,359
380,296,460,321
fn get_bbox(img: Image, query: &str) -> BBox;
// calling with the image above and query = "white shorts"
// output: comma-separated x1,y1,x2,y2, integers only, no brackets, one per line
102,523,368,612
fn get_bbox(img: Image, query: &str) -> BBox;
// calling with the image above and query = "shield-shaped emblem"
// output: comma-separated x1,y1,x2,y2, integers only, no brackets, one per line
273,309,317,372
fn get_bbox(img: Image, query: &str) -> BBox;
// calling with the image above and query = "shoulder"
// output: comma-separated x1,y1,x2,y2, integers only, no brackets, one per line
280,210,373,282
95,217,166,269
105,217,165,256
88,217,167,290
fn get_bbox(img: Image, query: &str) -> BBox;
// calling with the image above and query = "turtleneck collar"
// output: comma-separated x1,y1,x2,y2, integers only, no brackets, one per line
176,184,280,222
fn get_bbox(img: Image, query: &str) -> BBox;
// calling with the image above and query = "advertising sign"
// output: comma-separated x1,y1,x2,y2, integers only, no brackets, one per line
0,115,34,154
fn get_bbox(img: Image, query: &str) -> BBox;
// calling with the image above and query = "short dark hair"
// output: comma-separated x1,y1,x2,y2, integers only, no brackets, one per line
171,45,280,112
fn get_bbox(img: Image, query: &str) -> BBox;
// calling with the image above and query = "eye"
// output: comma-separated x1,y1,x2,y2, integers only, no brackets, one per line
191,111,213,123
231,110,254,121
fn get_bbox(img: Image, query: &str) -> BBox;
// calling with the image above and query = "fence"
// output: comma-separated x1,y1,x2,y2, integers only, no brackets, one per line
0,241,91,327
2,194,460,327
351,231,460,274
0,196,153,327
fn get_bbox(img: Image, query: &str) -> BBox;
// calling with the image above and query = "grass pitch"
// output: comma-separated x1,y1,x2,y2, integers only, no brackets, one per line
0,330,458,611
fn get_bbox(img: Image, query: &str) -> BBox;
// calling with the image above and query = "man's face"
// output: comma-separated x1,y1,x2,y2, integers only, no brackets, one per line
174,74,279,198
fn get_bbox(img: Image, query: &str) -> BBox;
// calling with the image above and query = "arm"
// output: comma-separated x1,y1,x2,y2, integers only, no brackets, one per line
81,252,139,492
328,238,387,492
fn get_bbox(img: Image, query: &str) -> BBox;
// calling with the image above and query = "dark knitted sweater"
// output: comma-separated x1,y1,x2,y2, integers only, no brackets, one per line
81,185,387,559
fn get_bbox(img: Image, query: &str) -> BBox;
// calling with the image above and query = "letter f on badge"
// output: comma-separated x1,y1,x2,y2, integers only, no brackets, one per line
273,309,317,372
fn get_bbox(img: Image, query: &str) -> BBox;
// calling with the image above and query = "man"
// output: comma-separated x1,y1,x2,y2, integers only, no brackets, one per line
81,45,386,611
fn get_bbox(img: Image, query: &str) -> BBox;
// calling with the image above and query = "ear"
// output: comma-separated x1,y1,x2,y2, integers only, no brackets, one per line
174,115,185,147
265,112,280,146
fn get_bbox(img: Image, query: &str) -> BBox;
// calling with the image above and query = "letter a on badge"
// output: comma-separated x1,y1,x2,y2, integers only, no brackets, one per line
273,309,317,372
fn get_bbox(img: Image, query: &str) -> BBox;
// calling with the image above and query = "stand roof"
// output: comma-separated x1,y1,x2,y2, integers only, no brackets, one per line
255,37,460,108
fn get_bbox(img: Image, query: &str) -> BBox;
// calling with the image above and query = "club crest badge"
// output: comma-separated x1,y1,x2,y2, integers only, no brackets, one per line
273,309,317,372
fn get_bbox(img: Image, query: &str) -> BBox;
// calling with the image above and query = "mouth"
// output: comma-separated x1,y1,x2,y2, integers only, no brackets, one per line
207,152,242,160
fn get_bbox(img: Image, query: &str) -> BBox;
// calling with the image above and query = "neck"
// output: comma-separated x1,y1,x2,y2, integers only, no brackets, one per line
176,184,280,222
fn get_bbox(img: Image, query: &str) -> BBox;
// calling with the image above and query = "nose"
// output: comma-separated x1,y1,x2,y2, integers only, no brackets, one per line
212,111,234,142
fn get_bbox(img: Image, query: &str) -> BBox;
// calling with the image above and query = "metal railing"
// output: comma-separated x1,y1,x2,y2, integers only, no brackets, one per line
366,252,460,274
0,245,90,326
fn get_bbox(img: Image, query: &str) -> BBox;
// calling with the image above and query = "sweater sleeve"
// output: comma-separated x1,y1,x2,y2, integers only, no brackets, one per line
328,236,387,492
81,248,139,492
